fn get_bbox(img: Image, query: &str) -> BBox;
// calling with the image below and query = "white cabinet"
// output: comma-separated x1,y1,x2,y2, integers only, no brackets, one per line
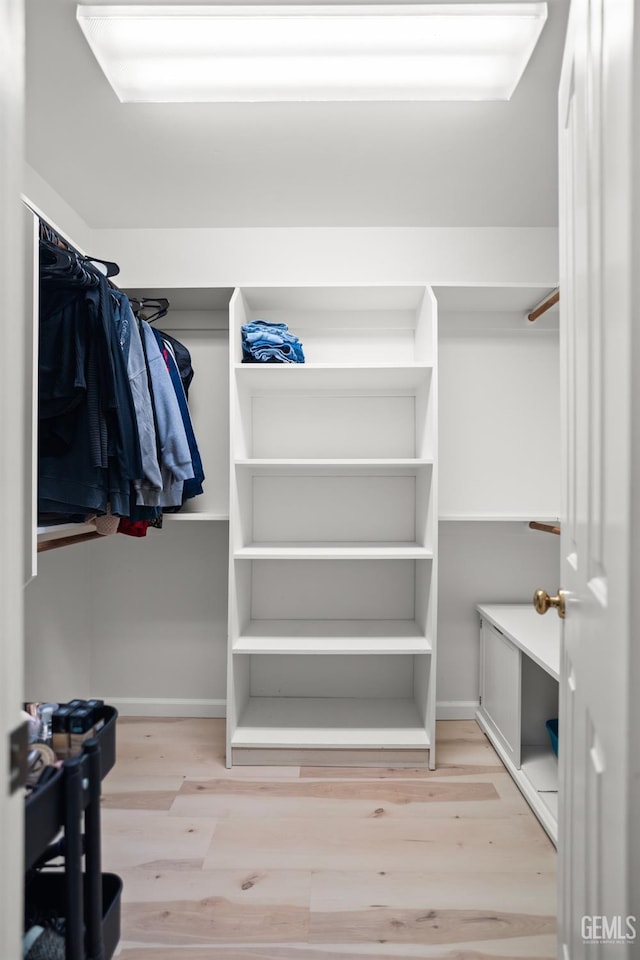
477,603,560,844
227,285,438,767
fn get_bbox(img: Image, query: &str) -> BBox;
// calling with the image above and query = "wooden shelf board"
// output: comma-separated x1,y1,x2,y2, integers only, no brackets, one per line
235,542,433,560
477,604,560,680
232,697,430,749
233,619,431,655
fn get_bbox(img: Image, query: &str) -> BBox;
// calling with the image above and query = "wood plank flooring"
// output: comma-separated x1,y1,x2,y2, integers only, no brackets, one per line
102,718,556,959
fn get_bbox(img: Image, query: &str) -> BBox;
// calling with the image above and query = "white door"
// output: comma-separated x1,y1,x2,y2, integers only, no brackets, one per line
0,0,26,956
556,0,639,955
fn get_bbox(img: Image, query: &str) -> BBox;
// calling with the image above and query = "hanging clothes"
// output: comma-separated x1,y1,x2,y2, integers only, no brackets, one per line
156,329,194,398
110,291,163,506
153,329,205,507
37,223,206,532
38,243,141,518
138,321,194,509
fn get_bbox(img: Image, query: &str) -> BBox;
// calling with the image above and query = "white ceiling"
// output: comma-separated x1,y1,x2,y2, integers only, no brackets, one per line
25,0,569,230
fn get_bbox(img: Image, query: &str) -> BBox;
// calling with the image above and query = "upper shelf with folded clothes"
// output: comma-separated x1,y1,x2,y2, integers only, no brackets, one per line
230,285,437,367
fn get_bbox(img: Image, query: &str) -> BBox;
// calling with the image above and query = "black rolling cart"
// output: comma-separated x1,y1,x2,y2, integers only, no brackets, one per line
24,706,122,960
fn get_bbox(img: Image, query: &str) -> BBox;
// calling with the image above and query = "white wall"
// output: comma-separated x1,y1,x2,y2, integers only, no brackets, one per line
23,163,93,253
89,522,228,716
439,312,560,520
435,307,560,716
21,170,558,285
25,523,229,716
437,522,560,718
99,225,558,289
25,544,92,701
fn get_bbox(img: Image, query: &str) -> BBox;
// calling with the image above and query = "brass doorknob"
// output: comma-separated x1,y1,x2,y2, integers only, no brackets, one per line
534,588,566,619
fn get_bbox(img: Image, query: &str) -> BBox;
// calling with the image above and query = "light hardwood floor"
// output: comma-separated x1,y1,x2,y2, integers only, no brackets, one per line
102,719,557,960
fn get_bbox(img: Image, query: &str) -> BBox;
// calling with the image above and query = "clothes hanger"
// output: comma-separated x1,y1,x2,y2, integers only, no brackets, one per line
128,297,170,324
85,256,120,278
39,240,96,286
39,222,121,279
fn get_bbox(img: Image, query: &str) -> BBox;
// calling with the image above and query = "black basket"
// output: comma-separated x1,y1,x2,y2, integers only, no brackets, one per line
25,767,65,871
91,706,118,781
25,872,122,960
25,707,118,869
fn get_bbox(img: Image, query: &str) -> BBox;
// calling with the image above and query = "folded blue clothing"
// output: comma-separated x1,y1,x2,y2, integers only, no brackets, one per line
241,319,305,364
248,343,302,363
242,320,288,333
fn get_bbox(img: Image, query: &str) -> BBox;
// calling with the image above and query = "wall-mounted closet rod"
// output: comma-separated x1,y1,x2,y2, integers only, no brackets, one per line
529,520,561,536
37,532,104,553
527,288,559,322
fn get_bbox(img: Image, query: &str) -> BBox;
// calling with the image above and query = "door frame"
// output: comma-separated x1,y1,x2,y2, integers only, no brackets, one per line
0,0,26,956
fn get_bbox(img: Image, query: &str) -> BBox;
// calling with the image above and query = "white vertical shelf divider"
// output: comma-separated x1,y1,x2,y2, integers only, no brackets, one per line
226,285,438,768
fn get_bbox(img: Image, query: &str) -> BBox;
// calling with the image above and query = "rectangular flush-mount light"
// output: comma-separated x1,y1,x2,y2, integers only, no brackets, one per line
76,3,548,103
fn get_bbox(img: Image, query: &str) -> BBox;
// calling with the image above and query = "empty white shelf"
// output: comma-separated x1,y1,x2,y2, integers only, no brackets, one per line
539,791,559,820
234,542,433,560
520,744,559,793
233,619,431,655
235,458,433,473
440,515,560,523
235,363,433,392
165,512,229,521
232,696,431,750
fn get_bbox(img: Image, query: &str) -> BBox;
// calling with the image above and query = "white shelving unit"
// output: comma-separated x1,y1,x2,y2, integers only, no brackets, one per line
476,603,560,844
227,285,438,767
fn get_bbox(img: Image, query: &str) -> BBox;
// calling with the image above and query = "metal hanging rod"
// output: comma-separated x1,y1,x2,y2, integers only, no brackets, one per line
527,288,559,323
529,521,561,536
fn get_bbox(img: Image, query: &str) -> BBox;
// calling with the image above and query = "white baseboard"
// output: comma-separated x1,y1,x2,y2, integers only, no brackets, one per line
436,700,479,720
104,697,226,718
105,697,475,722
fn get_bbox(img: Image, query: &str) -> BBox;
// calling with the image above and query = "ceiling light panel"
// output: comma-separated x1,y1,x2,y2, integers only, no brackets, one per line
76,3,548,102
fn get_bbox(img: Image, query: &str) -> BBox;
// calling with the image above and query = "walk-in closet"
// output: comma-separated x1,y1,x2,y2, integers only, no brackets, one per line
6,0,637,958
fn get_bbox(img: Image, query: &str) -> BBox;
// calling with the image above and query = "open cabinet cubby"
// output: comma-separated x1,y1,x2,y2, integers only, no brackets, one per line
231,558,434,652
232,464,435,554
227,284,438,767
476,604,560,844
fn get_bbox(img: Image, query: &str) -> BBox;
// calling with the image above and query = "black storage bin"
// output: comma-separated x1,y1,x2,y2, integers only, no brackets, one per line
24,706,121,960
25,872,122,960
93,706,117,781
25,707,118,869
25,766,65,870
